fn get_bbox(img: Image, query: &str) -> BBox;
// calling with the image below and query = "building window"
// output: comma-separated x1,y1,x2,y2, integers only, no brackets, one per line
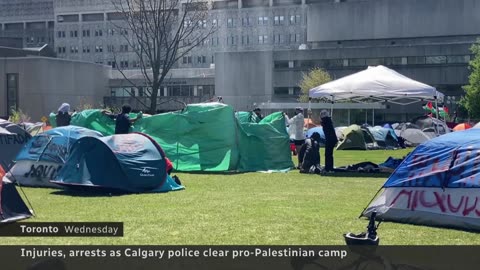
274,16,284,25
120,29,128,35
426,56,447,64
108,61,117,68
57,47,66,54
212,19,218,28
95,45,103,53
211,55,215,64
227,36,236,46
197,56,206,64
107,29,115,36
350,58,366,66
182,56,192,64
447,55,471,64
82,29,90,37
82,46,90,53
290,14,300,25
227,18,234,28
258,16,268,25
273,34,284,44
407,56,426,65
70,46,78,53
6,73,19,114
119,44,128,52
95,29,103,36
241,35,250,45
107,45,115,52
242,17,252,26
289,33,300,43
120,61,129,68
57,31,65,38
211,36,219,46
258,35,268,44
70,30,78,38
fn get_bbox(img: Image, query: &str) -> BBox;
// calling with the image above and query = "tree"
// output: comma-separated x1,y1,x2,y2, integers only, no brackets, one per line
298,67,332,103
461,40,480,119
112,0,214,113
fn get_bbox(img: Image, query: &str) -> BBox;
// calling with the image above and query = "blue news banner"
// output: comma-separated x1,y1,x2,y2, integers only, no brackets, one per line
0,246,479,270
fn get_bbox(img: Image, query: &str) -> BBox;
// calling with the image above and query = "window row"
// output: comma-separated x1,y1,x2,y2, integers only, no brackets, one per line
57,44,132,54
274,55,472,69
111,85,215,97
210,33,302,46
182,55,214,64
56,29,128,38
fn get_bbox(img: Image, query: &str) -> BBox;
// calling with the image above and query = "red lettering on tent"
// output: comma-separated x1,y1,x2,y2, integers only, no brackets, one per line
447,194,464,213
418,191,446,212
411,190,419,211
462,196,478,217
390,189,413,209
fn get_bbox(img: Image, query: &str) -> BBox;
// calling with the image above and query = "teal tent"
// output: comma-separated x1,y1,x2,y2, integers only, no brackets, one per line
52,133,184,193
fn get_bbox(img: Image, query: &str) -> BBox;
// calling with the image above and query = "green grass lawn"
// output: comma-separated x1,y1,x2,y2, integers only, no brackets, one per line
3,148,480,245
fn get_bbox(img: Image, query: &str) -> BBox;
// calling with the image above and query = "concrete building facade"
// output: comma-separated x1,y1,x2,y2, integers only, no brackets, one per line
0,57,110,119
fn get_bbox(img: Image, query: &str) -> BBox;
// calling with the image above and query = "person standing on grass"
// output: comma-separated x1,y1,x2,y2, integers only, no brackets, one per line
320,110,338,173
284,107,305,166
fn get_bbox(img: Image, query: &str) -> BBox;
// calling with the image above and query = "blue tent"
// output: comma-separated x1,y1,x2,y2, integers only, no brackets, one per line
9,126,103,188
16,126,103,164
367,126,399,149
362,128,480,231
306,127,326,145
52,133,184,193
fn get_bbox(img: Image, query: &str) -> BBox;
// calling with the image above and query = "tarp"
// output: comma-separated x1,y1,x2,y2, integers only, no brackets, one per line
336,125,378,150
8,126,103,188
50,103,293,172
0,120,31,169
309,65,443,102
52,133,184,193
362,128,480,231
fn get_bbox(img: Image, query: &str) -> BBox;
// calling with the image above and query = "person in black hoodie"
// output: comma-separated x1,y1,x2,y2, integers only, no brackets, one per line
298,132,321,174
320,110,338,172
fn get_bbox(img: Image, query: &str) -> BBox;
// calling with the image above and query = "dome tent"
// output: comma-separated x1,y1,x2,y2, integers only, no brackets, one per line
0,165,32,223
7,126,103,188
362,128,480,231
52,133,184,193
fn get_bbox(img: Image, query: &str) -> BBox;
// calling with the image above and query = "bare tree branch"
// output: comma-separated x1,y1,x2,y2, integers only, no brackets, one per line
111,0,215,113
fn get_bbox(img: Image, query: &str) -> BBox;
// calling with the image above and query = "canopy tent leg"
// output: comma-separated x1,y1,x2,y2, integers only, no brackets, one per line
348,109,350,125
372,108,375,126
330,96,334,119
435,96,439,119
365,110,367,125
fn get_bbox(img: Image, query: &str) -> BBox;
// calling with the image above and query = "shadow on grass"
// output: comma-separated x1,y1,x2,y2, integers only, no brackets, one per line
50,189,130,197
323,171,392,179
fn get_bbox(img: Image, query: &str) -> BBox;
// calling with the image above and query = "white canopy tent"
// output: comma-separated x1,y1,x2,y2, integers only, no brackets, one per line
308,65,445,124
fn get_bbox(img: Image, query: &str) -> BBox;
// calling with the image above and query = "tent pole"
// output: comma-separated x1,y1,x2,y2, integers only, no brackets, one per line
434,96,439,119
308,98,312,128
330,96,334,119
372,108,375,126
348,109,350,125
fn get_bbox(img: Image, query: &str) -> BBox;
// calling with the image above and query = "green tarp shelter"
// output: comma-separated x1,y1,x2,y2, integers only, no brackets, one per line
50,103,293,172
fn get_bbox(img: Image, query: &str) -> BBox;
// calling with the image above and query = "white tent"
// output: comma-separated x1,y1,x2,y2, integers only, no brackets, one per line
309,65,444,105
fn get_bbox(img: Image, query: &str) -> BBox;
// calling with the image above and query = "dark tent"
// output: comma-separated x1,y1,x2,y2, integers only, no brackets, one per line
0,120,31,169
336,125,378,150
0,166,32,223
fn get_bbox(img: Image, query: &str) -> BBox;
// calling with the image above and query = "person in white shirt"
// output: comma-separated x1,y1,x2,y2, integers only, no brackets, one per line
284,107,305,163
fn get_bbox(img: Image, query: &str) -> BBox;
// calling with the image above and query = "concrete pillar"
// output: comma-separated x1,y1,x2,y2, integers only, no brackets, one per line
194,85,198,96
23,22,26,30
302,0,306,5
164,86,168,96
238,0,242,8
0,23,4,31
288,87,294,95
269,0,273,7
